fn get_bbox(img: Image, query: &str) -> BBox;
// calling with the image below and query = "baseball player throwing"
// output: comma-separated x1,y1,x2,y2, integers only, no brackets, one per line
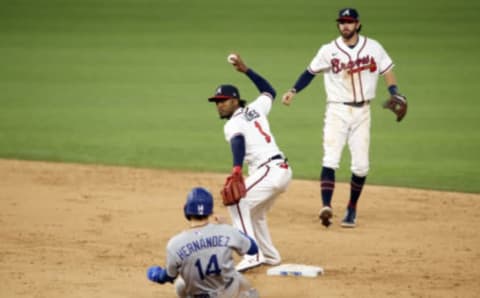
147,187,259,298
282,8,407,228
208,54,292,272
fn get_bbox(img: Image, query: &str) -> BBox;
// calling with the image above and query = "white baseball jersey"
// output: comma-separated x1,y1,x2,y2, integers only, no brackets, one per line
223,94,284,174
165,223,252,296
308,35,394,103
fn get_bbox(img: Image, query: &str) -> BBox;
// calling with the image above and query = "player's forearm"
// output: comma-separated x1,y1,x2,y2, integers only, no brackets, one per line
291,70,315,93
230,134,246,168
245,69,276,98
384,70,397,91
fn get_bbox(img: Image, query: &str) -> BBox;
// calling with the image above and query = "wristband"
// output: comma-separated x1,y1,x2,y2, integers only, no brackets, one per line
232,166,242,174
388,85,398,95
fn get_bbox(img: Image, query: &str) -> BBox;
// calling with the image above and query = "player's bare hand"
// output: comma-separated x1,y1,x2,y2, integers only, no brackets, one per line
230,53,248,73
282,90,296,106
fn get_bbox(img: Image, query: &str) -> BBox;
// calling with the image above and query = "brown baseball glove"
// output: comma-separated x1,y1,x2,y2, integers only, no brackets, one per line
221,171,246,206
383,94,408,122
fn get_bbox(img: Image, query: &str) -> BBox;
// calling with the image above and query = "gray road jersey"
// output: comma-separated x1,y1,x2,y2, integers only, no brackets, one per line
165,223,251,295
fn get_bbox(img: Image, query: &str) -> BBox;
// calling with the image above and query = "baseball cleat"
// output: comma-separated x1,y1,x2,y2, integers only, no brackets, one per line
341,208,356,228
236,258,263,272
319,206,333,227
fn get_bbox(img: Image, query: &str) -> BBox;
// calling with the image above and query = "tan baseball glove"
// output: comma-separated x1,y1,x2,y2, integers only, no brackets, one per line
383,94,408,122
221,171,246,206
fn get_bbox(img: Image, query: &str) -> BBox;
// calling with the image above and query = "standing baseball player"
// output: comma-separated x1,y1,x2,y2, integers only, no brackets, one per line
282,8,407,228
146,187,259,298
208,54,292,272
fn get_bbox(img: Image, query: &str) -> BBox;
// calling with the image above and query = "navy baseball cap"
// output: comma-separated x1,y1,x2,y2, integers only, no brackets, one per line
336,8,359,22
208,84,247,106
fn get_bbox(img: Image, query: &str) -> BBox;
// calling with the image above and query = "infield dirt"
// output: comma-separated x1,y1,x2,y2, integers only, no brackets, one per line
1,159,479,298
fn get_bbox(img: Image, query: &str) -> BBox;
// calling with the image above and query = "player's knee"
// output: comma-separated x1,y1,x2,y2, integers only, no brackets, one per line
322,160,340,171
351,165,369,177
174,278,187,297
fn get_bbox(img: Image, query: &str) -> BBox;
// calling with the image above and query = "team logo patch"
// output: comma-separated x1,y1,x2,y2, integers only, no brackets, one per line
198,204,204,215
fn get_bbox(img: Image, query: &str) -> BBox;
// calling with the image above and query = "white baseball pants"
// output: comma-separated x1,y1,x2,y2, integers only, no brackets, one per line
228,159,292,264
322,102,371,177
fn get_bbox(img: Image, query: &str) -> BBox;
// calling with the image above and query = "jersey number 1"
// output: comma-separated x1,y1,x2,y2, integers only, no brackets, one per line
194,254,221,280
254,121,271,143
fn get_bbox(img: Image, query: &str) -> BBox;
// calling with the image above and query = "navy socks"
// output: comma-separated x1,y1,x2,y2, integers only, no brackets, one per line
349,174,366,210
320,167,335,207
321,168,367,210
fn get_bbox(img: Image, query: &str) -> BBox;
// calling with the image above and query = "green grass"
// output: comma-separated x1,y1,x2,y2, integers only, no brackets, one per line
1,0,479,193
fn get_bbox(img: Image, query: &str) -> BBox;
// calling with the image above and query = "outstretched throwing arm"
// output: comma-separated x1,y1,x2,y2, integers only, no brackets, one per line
228,53,276,98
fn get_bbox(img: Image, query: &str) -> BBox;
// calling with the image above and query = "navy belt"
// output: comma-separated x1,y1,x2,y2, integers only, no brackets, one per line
270,154,283,160
258,154,286,169
343,101,369,107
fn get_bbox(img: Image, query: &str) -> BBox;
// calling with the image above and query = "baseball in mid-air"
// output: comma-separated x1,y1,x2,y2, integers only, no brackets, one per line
227,54,238,64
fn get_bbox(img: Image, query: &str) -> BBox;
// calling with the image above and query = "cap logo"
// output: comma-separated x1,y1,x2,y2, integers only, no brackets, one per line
216,87,222,94
342,9,350,16
197,204,204,215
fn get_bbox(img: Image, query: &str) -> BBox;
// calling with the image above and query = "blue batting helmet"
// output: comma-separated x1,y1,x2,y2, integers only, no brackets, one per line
184,187,214,220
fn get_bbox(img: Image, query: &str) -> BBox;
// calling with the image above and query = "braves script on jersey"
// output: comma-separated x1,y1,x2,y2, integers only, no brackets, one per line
223,94,284,174
165,223,252,295
308,35,393,102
